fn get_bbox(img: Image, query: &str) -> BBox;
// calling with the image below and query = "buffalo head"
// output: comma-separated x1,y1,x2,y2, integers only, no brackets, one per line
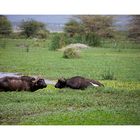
55,78,66,89
32,78,47,91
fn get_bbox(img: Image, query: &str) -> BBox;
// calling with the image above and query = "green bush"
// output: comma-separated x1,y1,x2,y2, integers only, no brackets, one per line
49,33,68,50
84,33,101,46
50,34,61,50
66,33,101,47
63,48,80,59
30,40,46,47
36,30,49,39
20,20,46,38
10,32,26,39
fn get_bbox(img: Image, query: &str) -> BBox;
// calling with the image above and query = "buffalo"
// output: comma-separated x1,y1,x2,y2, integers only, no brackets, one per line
55,76,104,90
0,76,47,92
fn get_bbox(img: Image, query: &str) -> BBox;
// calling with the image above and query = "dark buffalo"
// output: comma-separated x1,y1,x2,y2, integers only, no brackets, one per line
55,76,104,90
0,76,47,92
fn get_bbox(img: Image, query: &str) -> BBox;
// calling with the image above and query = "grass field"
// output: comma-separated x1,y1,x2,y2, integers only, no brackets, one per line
0,39,140,125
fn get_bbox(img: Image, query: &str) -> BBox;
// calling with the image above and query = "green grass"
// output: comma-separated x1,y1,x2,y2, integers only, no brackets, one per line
0,88,140,125
0,39,140,81
0,39,140,125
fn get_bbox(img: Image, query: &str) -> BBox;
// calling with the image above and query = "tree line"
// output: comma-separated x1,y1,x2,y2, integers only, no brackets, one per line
0,15,140,42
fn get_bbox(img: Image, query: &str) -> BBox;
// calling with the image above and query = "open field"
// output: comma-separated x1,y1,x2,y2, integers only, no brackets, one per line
0,39,140,124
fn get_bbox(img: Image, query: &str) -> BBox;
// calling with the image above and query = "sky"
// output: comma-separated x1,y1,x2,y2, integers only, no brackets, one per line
6,15,73,24
6,15,73,32
6,15,131,32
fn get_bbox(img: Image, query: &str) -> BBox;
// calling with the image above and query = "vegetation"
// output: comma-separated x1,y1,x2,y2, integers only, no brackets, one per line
77,15,115,38
63,48,80,59
101,69,116,80
20,20,49,38
128,15,140,42
64,20,82,37
63,16,115,47
49,33,62,50
0,88,140,125
0,15,140,124
0,39,140,125
0,15,12,37
49,33,68,50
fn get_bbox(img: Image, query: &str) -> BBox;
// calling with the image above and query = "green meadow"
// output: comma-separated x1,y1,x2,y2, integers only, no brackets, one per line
0,39,140,125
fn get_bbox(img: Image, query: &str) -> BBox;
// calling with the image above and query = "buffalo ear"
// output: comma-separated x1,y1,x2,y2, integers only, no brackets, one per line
59,78,66,82
32,78,38,84
31,77,36,81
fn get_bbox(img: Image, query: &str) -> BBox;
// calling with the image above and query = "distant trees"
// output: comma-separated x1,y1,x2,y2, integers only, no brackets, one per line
77,15,115,38
64,15,115,38
63,16,115,47
128,15,140,42
0,15,12,37
64,20,83,37
20,20,49,38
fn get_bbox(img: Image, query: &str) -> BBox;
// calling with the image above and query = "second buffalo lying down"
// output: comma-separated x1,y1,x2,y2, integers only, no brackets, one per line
0,76,47,92
55,76,104,90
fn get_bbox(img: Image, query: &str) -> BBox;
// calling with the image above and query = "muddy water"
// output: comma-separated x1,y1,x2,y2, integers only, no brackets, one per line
0,72,21,78
0,72,56,85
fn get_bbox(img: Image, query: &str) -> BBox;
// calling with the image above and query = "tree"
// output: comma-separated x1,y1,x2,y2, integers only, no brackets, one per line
128,15,140,42
64,20,83,37
77,15,115,38
64,16,115,39
64,16,115,46
20,20,47,38
0,15,12,37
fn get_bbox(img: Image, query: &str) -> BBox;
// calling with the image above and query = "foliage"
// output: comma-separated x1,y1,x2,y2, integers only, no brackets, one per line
64,16,115,43
0,15,12,37
63,48,80,59
49,33,61,50
64,20,83,37
35,30,49,39
64,16,115,47
81,32,100,46
10,32,25,39
20,20,48,38
77,15,115,38
63,33,100,47
49,33,68,50
128,15,140,42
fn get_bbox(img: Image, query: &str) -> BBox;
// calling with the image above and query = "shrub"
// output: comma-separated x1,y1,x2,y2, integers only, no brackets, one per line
84,33,101,46
63,48,80,59
36,30,49,39
101,69,116,80
10,32,26,39
68,33,101,47
0,15,12,37
30,40,46,47
49,33,68,50
49,34,61,50
20,20,46,38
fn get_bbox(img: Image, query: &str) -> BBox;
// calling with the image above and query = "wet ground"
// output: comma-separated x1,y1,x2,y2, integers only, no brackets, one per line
0,72,56,85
